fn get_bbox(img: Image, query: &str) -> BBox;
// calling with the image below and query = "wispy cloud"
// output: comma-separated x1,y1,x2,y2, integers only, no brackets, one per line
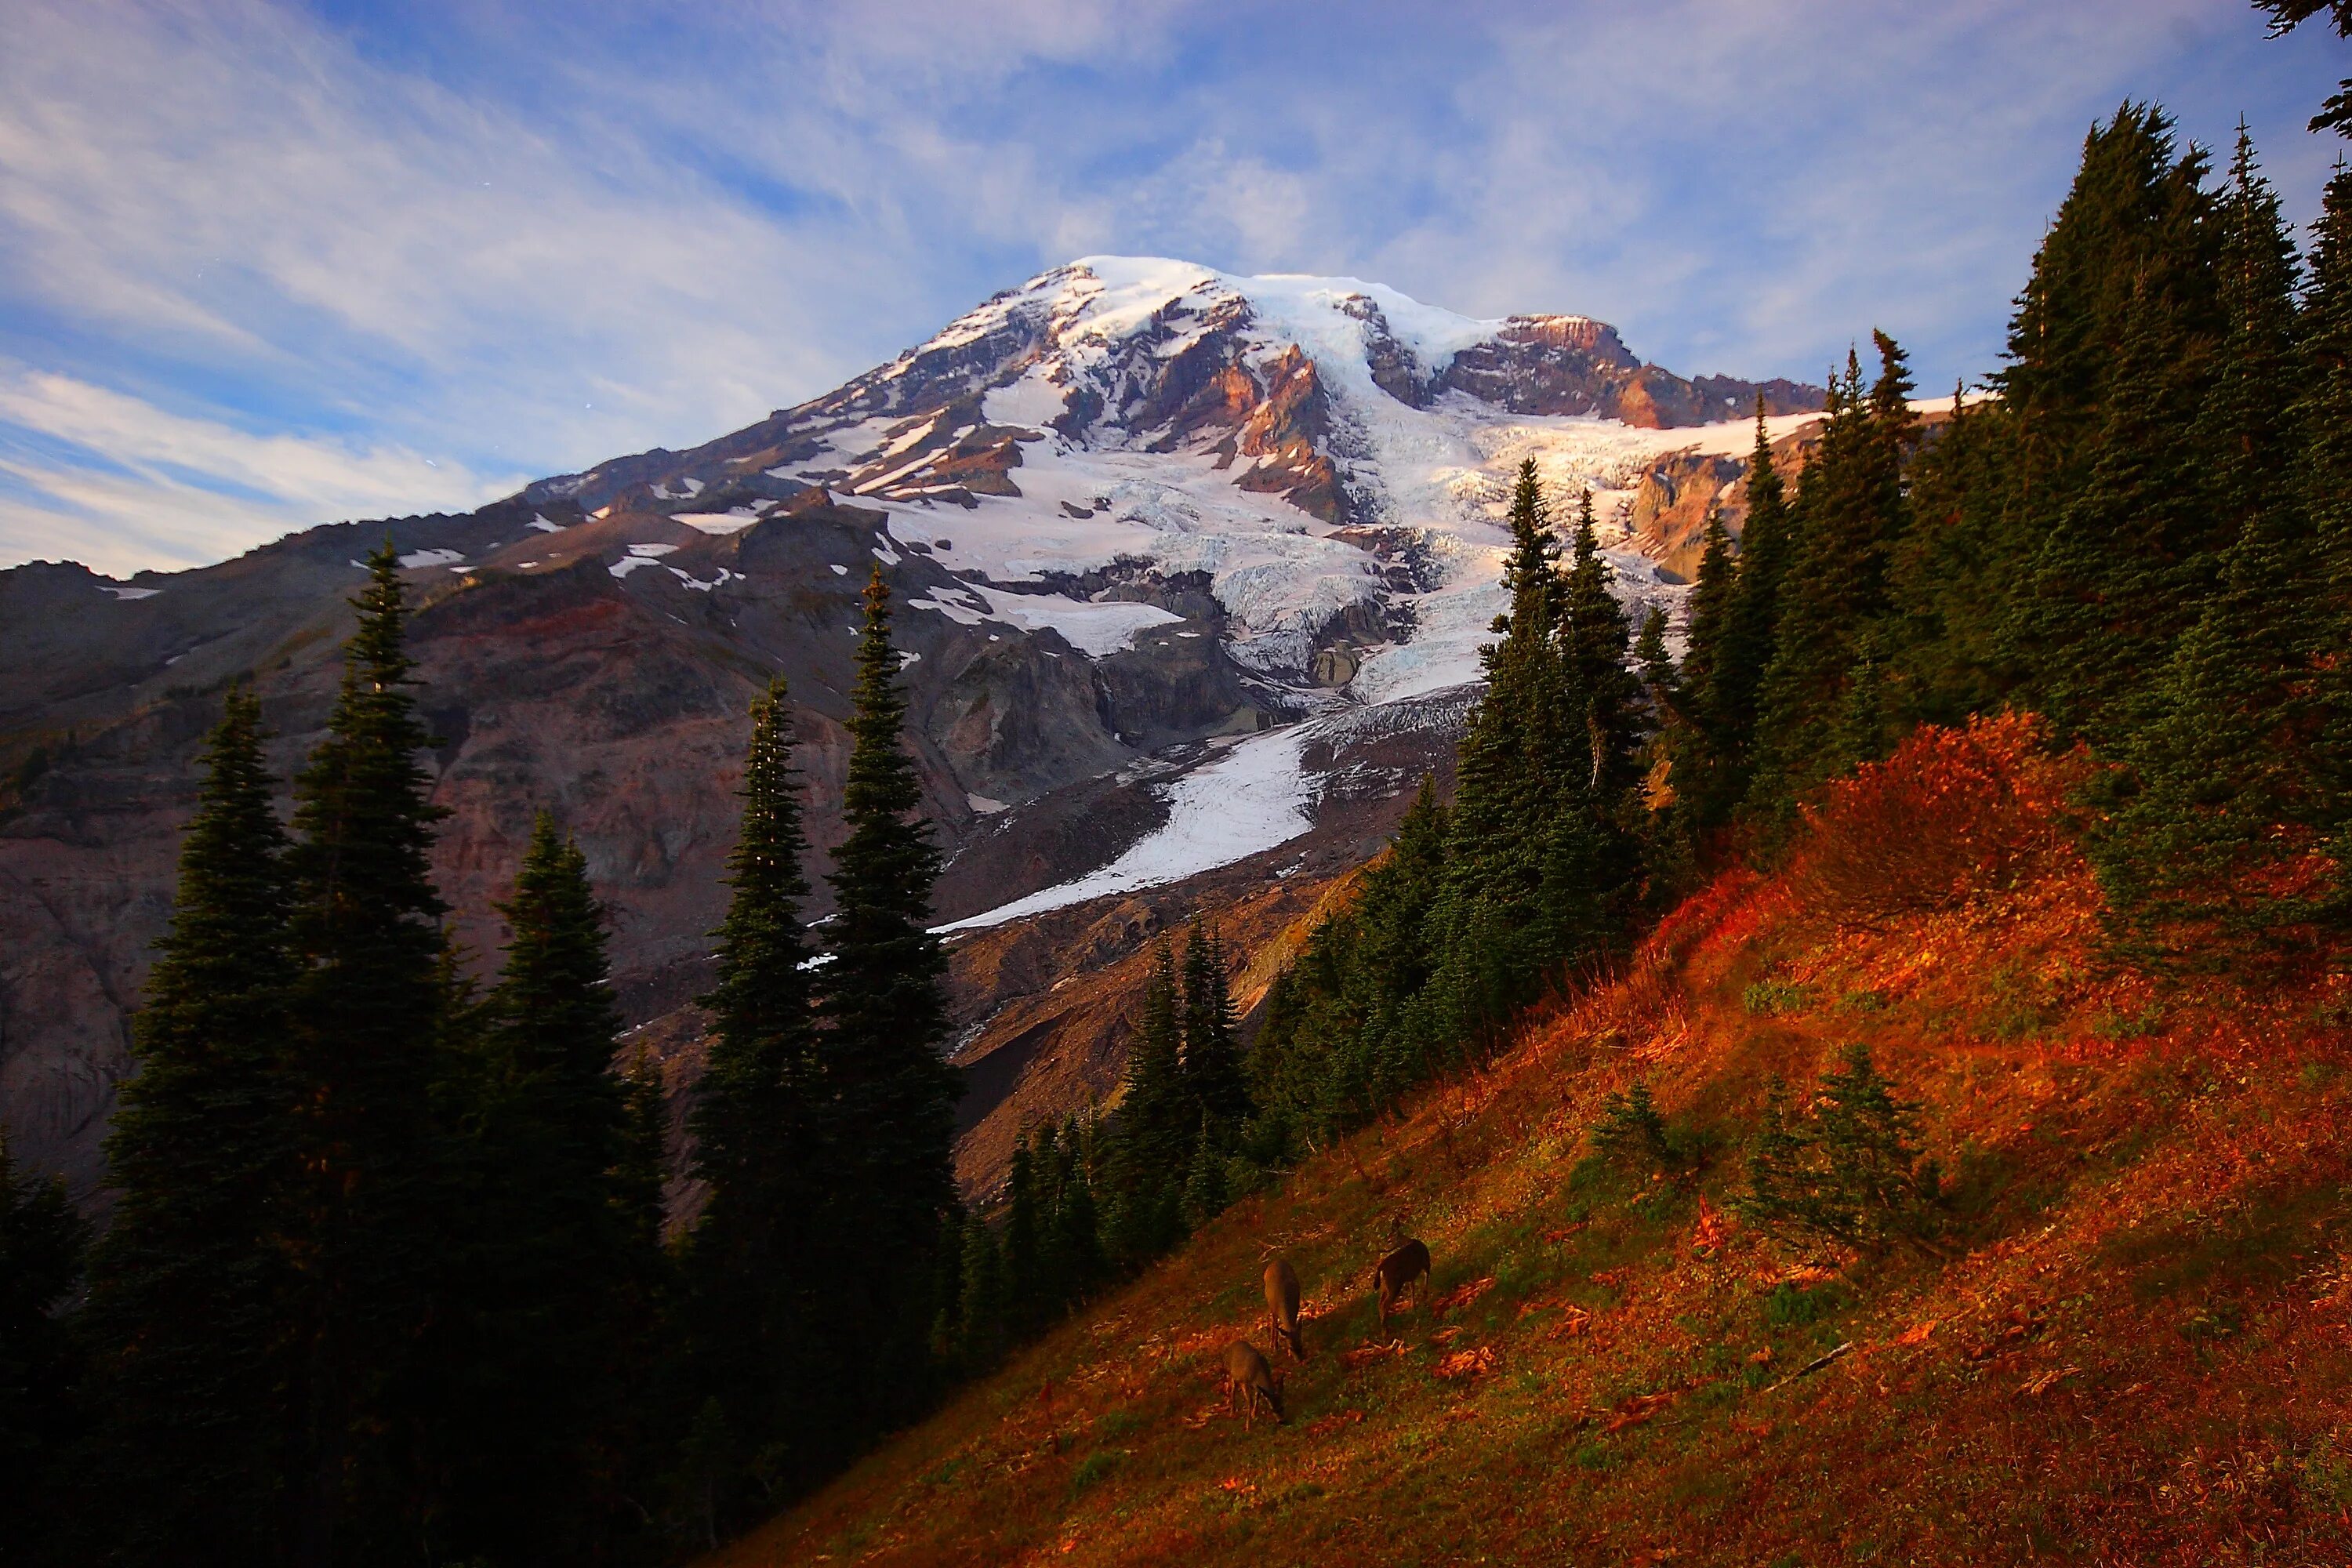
2,0,2343,574
0,368,518,575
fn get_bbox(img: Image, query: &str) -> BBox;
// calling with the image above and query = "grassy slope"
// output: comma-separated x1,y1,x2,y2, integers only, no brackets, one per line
714,793,2352,1566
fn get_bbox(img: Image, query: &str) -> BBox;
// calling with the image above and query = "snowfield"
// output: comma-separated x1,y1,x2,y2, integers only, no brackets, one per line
938,725,1318,934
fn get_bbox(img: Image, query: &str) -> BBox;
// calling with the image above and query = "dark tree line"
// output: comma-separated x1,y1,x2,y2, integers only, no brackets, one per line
0,554,962,1565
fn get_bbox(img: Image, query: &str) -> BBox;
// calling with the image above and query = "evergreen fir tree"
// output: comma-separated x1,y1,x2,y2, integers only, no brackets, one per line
953,1220,1006,1372
1,1131,88,1563
1592,1079,1675,1174
684,676,825,1494
1051,1116,1106,1302
819,566,963,1422
1561,488,1643,798
436,814,655,1562
1179,923,1250,1140
1748,338,1915,817
1679,509,1738,744
1003,1134,1043,1334
1711,400,1798,808
82,685,299,1564
1994,103,2219,482
1109,941,1190,1261
2302,165,2352,921
1178,1118,1229,1231
281,540,455,1559
2092,133,2335,949
1885,383,2034,724
1632,604,1677,723
2005,282,2220,746
615,1047,670,1260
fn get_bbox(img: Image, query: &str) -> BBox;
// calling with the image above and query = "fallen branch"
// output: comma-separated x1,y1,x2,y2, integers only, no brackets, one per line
1763,1341,1853,1394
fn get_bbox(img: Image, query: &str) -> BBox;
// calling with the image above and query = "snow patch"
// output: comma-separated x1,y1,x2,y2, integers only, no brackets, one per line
981,364,1070,429
673,510,763,535
528,514,565,532
398,547,464,568
101,585,160,601
609,543,680,579
938,726,1316,931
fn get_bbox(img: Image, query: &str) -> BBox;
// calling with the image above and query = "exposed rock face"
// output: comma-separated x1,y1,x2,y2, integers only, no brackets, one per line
1439,315,1821,426
1,255,1823,1207
1625,422,1828,580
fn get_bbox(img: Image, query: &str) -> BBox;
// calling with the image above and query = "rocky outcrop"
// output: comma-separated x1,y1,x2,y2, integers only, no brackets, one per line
1439,315,1822,427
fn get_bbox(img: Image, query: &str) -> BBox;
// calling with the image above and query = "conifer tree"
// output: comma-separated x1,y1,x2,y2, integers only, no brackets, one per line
282,541,455,1558
437,815,655,1561
1711,401,1798,801
1004,1135,1043,1334
1425,465,1576,1044
1561,489,1643,798
2005,284,2219,745
1994,103,2219,481
82,686,299,1564
1179,1118,1229,1230
819,566,962,1421
1,1131,88,1563
2096,131,2335,947
1679,509,1737,742
1109,941,1189,1261
953,1220,1006,1371
684,677,824,1490
2303,165,2352,920
1748,339,1915,815
1049,1116,1106,1301
1179,923,1250,1140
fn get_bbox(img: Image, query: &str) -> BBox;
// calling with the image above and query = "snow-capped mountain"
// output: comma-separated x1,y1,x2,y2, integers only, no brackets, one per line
526,257,1824,710
0,258,1828,1201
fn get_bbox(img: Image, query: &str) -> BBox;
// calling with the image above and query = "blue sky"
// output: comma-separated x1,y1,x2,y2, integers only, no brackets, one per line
1,1,2343,576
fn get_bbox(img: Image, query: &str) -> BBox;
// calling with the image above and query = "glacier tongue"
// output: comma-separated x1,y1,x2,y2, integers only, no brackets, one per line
936,724,1319,933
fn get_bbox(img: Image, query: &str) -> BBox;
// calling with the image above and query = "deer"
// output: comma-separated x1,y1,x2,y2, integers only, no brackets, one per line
1370,1238,1431,1333
1263,1256,1308,1363
1222,1340,1286,1429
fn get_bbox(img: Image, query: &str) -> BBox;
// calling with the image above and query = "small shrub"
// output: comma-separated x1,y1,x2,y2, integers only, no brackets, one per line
1743,980,1811,1017
2304,1429,2352,1509
1592,1080,1680,1174
2092,1004,2165,1042
1070,1451,1123,1494
1762,1281,1848,1328
1838,988,1891,1015
1738,1045,1942,1251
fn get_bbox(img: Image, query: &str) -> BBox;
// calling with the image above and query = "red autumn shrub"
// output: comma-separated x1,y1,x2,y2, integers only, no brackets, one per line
1787,713,2089,928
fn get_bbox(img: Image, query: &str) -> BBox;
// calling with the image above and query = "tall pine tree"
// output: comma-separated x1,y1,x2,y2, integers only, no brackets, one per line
818,566,963,1430
1179,923,1250,1142
83,685,299,1564
684,676,826,1500
436,815,659,1563
2095,129,2334,948
282,540,454,1561
1,1131,89,1564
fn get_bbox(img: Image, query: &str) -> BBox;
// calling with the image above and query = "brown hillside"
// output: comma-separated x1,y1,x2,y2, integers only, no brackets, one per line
710,719,2352,1566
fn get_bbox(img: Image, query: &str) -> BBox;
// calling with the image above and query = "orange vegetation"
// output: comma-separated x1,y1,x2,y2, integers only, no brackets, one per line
709,720,2352,1566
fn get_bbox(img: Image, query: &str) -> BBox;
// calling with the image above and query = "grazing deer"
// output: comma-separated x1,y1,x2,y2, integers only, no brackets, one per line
1222,1340,1286,1429
1263,1256,1308,1363
1371,1238,1431,1331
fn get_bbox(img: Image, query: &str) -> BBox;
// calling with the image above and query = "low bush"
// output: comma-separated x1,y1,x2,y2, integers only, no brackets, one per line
1787,712,2089,929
